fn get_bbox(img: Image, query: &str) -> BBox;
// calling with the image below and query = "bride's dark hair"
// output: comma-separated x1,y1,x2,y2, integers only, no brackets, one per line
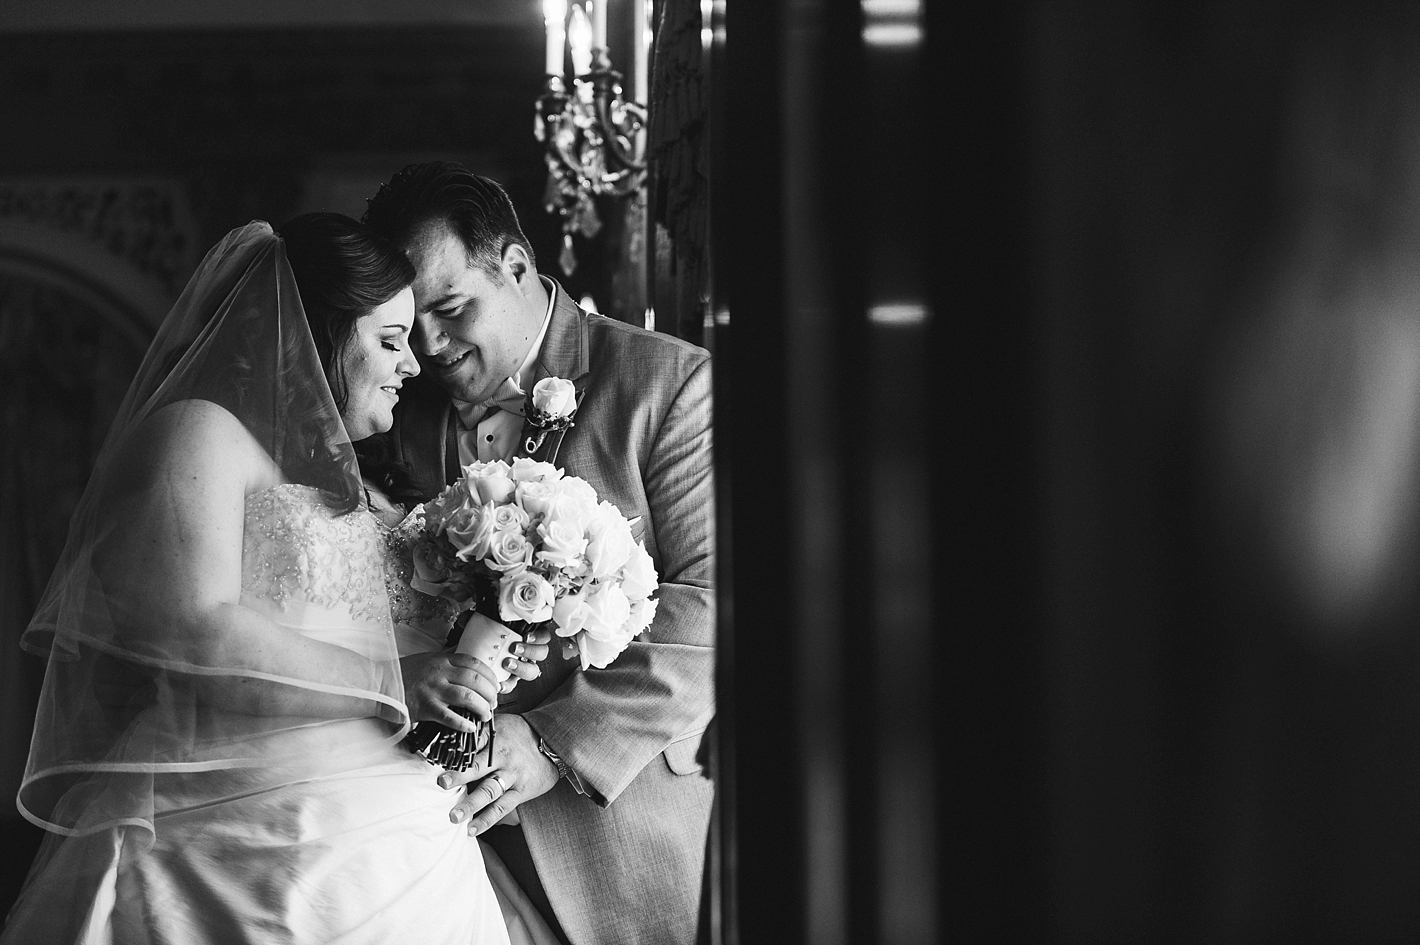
278,212,413,410
278,212,423,512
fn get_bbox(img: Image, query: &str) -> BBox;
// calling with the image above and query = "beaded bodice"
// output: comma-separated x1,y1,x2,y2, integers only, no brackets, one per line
240,485,389,624
240,484,457,644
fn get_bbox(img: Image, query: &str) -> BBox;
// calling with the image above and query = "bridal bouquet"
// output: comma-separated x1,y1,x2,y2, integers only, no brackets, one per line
403,455,659,770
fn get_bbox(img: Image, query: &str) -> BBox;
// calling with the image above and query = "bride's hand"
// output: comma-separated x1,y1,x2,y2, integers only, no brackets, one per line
399,651,500,730
497,626,553,692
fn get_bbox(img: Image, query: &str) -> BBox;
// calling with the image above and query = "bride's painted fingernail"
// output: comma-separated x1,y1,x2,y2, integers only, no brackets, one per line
503,658,518,671
450,807,468,823
511,644,524,657
438,774,452,789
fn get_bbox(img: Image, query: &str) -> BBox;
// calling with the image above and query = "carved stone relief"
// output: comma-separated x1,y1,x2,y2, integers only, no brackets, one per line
0,180,198,298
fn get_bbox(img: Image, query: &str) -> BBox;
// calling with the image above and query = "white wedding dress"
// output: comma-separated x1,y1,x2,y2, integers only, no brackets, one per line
3,484,511,945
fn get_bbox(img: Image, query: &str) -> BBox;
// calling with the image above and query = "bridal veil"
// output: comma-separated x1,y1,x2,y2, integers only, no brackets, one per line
16,221,410,843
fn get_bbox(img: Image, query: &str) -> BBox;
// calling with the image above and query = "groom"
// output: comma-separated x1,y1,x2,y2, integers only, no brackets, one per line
364,163,715,945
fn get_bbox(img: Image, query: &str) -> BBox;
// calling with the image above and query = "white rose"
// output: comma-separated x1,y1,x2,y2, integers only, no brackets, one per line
618,542,658,601
577,633,625,670
551,475,598,504
516,479,560,518
488,530,533,573
491,502,531,534
442,503,495,560
467,459,512,476
532,376,578,417
585,502,634,579
582,583,632,641
552,588,590,637
465,462,516,505
424,481,475,531
543,492,596,531
499,570,556,624
509,457,562,483
622,596,658,637
537,517,589,570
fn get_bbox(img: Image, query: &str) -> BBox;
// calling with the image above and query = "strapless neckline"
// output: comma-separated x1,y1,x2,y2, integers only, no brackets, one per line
240,483,388,627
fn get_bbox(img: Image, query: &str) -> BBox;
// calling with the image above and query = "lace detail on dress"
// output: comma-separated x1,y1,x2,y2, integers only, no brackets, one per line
382,505,460,633
241,485,390,623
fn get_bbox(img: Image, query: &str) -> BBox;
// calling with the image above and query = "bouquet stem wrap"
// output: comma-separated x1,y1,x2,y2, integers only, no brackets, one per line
404,611,533,771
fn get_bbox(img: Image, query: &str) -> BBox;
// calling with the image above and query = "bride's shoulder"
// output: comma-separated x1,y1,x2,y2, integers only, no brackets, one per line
116,399,281,492
141,398,248,437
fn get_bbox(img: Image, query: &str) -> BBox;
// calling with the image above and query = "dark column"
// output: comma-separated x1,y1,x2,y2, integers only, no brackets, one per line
711,3,1049,943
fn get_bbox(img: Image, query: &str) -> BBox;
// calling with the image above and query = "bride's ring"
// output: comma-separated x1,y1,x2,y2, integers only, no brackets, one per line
487,773,508,795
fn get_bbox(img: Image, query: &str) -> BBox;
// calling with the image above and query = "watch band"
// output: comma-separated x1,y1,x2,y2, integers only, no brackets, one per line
537,737,587,796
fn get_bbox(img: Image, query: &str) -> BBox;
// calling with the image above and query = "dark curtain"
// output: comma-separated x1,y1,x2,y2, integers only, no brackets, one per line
1040,5,1420,940
648,0,709,345
0,271,146,909
714,1,1420,942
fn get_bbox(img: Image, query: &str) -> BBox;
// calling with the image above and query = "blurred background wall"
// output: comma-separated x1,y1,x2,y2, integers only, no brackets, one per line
1035,5,1420,939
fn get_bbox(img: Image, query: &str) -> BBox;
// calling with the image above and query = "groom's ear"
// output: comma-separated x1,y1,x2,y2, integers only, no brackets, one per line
501,243,535,294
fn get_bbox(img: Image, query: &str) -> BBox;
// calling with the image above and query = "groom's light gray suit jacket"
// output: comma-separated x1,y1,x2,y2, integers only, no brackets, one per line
391,284,715,945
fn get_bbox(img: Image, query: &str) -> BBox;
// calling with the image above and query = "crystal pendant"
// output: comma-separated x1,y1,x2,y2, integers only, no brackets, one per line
560,233,577,275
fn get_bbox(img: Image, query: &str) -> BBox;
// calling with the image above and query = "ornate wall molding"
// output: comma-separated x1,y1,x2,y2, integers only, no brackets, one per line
0,28,551,274
0,178,198,299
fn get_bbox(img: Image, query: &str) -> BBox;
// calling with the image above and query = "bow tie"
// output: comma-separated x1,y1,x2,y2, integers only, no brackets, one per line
454,376,527,429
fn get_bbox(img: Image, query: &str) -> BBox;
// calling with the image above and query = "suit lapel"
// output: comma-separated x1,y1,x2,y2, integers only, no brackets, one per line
531,277,591,390
520,278,591,468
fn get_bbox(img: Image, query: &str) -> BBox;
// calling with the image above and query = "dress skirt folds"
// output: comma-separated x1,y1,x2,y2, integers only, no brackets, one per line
4,485,511,945
6,750,508,945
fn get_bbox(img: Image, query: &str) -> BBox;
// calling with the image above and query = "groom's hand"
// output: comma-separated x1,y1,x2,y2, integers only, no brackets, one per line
442,712,560,835
399,651,500,730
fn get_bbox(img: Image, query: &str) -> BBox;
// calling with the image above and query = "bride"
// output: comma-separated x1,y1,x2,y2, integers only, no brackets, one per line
1,215,546,944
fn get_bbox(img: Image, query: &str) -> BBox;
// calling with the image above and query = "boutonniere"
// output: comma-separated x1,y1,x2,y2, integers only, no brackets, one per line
520,376,580,456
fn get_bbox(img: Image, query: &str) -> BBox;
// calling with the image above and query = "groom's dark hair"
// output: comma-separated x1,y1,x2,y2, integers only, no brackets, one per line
363,162,536,277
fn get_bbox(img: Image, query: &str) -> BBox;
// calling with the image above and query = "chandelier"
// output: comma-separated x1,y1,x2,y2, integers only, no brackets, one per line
535,0,648,276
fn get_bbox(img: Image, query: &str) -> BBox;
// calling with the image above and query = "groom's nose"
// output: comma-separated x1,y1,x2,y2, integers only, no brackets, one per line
411,313,444,357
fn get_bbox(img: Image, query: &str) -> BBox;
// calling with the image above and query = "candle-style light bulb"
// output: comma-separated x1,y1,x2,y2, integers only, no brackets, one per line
633,0,648,103
544,0,568,76
590,0,608,50
568,4,594,76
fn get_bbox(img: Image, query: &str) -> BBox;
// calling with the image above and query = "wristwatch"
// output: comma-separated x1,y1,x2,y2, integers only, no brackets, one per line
537,737,587,795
